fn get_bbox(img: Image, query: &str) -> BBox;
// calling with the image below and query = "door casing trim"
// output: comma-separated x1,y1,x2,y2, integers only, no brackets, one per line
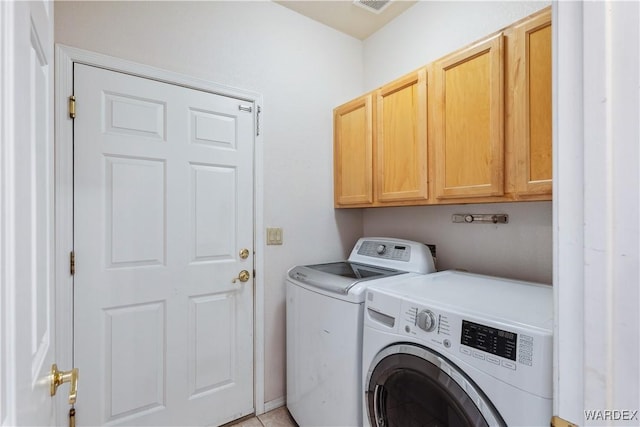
54,44,265,426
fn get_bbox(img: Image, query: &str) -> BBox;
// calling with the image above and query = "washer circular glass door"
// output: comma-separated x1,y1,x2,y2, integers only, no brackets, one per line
365,344,506,427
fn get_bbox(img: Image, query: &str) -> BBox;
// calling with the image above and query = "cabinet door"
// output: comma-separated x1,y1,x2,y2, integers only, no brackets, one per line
510,9,552,197
433,33,505,199
376,69,428,202
334,94,373,206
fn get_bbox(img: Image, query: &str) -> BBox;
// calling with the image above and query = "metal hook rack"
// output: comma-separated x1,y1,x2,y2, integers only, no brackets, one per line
452,213,509,224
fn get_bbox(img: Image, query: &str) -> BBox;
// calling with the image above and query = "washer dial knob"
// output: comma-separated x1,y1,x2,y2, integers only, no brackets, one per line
417,310,437,332
376,244,387,255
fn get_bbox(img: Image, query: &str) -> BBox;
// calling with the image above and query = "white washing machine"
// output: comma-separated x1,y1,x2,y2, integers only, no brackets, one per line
286,238,437,427
363,270,553,426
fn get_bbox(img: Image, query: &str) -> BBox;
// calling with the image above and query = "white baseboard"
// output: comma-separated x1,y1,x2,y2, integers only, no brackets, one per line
262,396,286,414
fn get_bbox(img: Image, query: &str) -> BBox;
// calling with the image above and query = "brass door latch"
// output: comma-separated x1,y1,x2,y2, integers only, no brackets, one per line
232,270,251,283
50,364,79,405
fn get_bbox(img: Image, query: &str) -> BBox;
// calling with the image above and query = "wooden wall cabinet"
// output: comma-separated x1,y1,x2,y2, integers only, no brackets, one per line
333,69,428,207
376,69,428,203
333,94,373,206
333,7,552,208
507,8,552,199
432,33,505,200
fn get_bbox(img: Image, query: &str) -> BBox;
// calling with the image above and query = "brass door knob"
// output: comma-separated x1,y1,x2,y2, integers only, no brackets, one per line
232,270,250,283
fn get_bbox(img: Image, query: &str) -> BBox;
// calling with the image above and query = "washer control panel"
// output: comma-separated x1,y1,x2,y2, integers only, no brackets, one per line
398,299,552,384
356,240,411,262
348,238,436,274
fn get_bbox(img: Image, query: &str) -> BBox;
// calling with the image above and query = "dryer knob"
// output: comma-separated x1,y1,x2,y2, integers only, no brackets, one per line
417,310,436,332
376,244,387,255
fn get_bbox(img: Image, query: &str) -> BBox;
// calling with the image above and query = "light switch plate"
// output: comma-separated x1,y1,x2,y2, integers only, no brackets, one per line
266,227,283,245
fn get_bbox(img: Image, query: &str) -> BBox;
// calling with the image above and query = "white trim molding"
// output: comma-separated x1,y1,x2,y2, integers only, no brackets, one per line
554,1,640,424
54,44,266,423
1,1,17,425
553,0,585,421
263,396,286,414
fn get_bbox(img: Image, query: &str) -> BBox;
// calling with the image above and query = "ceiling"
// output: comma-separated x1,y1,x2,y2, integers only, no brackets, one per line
274,0,418,40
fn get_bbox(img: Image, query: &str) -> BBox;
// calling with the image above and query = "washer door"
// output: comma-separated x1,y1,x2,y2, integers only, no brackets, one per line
366,344,506,427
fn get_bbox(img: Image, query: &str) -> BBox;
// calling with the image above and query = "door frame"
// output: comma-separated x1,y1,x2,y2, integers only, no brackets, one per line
553,1,640,422
54,44,265,426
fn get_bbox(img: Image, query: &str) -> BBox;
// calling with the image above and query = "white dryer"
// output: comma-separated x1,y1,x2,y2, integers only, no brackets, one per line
286,238,436,427
363,270,553,426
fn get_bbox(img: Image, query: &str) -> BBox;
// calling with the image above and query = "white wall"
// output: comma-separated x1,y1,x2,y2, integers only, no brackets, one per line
362,1,552,284
363,202,552,283
363,1,549,91
54,1,364,404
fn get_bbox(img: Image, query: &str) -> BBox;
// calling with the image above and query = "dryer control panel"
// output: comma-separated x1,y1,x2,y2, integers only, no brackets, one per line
460,320,517,362
396,300,552,398
363,270,553,399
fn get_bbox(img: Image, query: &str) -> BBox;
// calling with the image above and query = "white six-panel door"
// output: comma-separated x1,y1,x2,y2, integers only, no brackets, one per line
1,1,57,425
73,64,255,426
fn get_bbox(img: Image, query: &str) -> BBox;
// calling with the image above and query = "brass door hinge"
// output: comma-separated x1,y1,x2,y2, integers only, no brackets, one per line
551,415,579,427
69,96,76,119
256,105,261,136
70,251,75,276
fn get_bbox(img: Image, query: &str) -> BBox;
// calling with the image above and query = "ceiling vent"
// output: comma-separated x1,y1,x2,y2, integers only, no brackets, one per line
353,0,393,14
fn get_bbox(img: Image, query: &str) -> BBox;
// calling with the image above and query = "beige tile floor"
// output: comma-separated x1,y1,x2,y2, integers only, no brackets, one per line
226,406,298,427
